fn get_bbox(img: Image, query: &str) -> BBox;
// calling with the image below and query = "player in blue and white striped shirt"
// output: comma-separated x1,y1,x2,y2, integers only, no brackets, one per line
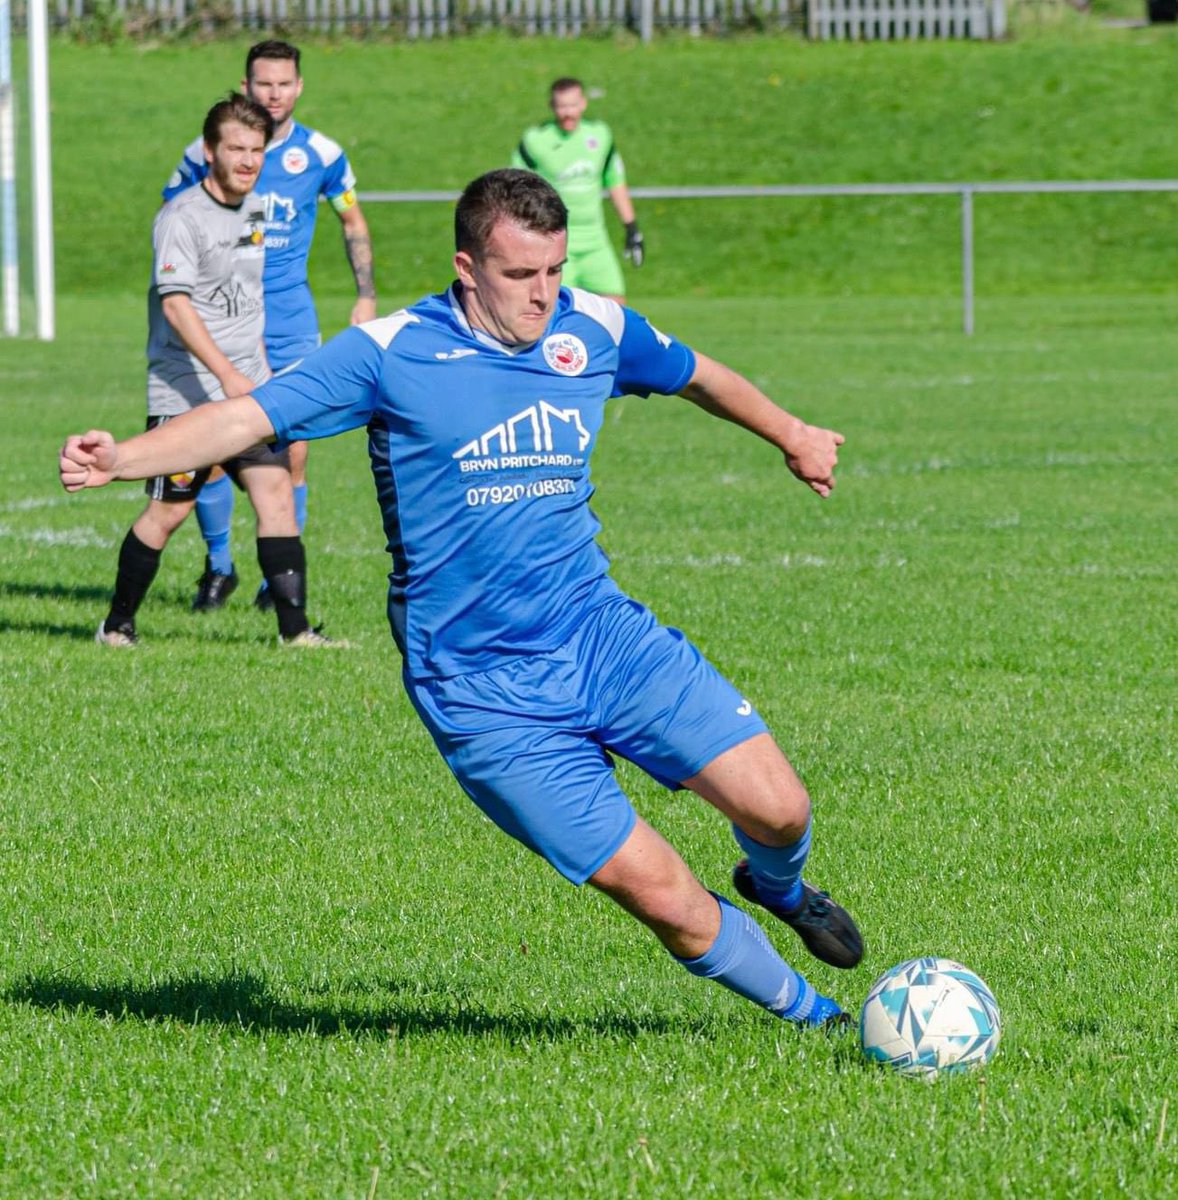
163,40,377,612
62,170,863,1030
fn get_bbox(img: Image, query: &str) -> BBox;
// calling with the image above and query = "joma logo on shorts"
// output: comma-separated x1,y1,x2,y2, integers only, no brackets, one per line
452,402,591,459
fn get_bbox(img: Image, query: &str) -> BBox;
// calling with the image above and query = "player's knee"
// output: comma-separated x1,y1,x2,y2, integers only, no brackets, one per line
140,499,192,540
288,440,308,482
742,780,811,847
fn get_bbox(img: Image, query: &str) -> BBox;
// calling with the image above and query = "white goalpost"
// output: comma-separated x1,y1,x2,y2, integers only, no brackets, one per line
1,0,19,336
0,0,53,341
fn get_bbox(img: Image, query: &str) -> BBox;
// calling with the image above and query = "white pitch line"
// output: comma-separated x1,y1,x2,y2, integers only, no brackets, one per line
0,524,112,548
0,494,71,513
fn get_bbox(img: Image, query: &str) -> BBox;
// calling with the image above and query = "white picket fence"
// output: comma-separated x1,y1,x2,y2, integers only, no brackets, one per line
24,0,1009,38
37,0,806,36
807,0,1005,39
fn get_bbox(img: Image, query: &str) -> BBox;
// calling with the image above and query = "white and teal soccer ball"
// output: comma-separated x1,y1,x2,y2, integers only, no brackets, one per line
859,957,1000,1078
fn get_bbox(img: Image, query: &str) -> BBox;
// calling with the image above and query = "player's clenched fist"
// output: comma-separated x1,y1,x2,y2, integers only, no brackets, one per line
59,431,117,491
783,424,845,499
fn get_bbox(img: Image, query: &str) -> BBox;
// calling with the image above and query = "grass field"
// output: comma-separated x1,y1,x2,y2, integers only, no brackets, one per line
2,24,1177,1200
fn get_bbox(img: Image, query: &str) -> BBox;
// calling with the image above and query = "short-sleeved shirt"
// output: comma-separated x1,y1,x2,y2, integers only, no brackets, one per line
512,119,626,243
252,285,696,681
162,121,359,354
146,184,268,416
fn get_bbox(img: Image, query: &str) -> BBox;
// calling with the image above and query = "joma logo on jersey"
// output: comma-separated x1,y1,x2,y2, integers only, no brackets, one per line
452,401,591,465
259,192,298,225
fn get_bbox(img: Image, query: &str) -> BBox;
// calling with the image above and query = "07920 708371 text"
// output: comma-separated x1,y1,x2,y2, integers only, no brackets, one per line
465,477,577,506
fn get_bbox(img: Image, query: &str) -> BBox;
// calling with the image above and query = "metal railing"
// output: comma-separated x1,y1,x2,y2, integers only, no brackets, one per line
359,179,1178,334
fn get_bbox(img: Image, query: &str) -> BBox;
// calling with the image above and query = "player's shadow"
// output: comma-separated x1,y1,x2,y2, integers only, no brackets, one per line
0,617,105,640
5,971,701,1042
0,615,264,644
0,581,112,603
0,578,222,612
0,580,103,638
0,578,269,642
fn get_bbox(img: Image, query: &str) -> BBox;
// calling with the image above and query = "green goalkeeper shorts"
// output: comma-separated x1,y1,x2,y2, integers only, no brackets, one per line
563,238,626,297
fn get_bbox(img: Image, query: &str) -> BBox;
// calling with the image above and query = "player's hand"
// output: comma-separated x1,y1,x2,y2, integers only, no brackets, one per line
783,424,845,499
219,368,257,400
624,222,645,268
350,296,377,325
60,431,118,492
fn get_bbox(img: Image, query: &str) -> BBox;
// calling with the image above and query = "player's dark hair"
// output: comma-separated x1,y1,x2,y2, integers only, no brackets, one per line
549,76,583,96
203,91,275,150
455,169,568,257
246,39,301,78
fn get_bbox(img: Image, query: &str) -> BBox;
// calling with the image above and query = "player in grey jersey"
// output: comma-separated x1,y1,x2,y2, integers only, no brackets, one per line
96,92,337,649
145,183,269,416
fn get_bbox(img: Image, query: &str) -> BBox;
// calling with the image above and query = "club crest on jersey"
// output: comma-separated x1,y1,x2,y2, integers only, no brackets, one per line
282,146,309,175
542,333,588,377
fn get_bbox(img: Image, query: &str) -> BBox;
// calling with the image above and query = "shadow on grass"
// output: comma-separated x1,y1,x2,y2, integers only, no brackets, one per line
0,576,274,643
0,617,269,645
0,579,256,617
0,618,105,640
0,581,113,604
4,970,709,1042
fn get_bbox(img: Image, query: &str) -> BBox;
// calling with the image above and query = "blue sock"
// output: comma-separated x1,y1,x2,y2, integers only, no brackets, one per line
675,894,839,1025
195,474,235,575
734,817,811,913
293,482,308,533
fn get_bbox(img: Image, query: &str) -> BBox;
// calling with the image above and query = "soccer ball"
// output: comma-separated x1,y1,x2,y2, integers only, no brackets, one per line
859,956,1000,1078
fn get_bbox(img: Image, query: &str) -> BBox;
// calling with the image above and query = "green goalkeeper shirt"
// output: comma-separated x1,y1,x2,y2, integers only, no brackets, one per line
512,119,627,243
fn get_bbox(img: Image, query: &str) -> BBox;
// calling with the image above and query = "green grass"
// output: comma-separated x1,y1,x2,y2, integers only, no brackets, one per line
4,289,1175,1198
2,26,1177,1200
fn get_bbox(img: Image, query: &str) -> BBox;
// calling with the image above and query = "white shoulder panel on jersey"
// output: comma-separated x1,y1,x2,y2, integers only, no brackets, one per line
307,129,345,167
570,288,625,346
361,310,419,350
164,135,206,191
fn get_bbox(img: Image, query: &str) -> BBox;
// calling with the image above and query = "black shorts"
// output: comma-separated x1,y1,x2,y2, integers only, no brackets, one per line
143,415,291,502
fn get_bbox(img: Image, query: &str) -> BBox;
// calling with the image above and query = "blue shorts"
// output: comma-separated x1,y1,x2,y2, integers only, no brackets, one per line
407,595,769,884
264,282,321,372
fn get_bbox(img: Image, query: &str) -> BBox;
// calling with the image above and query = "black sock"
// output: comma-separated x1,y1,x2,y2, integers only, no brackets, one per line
106,529,162,631
257,536,309,640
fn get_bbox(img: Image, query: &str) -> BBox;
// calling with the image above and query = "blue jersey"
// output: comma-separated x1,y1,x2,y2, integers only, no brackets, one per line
162,121,358,362
253,286,696,681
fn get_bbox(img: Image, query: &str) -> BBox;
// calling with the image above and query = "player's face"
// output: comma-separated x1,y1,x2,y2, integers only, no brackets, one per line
550,87,587,133
204,122,268,201
454,220,567,347
244,57,303,133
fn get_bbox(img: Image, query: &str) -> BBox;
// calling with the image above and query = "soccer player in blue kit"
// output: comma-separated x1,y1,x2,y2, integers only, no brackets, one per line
163,40,377,611
61,170,863,1027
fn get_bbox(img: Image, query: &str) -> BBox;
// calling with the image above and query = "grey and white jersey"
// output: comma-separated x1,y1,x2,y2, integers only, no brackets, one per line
146,184,269,416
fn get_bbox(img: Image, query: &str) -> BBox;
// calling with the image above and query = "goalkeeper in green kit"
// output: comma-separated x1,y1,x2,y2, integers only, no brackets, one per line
512,77,644,302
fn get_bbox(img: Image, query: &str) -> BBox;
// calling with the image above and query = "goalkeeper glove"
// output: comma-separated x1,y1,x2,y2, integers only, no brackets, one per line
624,222,645,268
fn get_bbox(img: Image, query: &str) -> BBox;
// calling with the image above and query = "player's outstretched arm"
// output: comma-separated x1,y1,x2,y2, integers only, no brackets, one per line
59,397,275,493
338,204,377,325
679,352,844,499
